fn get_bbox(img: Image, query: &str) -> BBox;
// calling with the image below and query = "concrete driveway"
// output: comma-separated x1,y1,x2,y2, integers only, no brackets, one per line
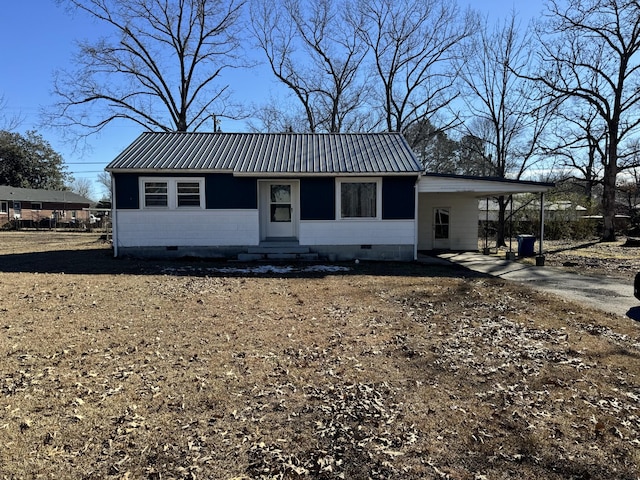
436,252,640,320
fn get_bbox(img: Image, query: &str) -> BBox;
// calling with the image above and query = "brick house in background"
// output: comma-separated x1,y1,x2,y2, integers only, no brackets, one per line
0,186,93,227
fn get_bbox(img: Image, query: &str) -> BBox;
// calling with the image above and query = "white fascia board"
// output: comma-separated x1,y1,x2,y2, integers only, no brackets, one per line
417,176,552,195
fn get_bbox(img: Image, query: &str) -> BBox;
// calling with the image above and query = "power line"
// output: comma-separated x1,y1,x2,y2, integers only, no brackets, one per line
65,162,107,165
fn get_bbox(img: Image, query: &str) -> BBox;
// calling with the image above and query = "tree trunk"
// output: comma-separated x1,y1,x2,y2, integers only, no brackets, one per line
601,128,619,241
495,195,507,247
601,159,618,242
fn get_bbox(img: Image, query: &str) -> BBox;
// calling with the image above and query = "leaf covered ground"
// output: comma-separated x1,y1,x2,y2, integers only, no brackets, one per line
516,237,640,283
0,232,639,479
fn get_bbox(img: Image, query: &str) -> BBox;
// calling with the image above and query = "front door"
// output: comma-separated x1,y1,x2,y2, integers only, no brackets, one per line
260,181,299,240
433,207,450,250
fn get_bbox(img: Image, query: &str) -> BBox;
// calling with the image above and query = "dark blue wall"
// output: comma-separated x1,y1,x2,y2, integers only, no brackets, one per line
114,173,139,209
113,173,417,219
382,176,416,219
113,173,258,209
300,177,335,220
206,174,257,209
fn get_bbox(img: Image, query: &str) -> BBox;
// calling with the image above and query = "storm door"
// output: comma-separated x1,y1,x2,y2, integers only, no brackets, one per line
260,181,299,240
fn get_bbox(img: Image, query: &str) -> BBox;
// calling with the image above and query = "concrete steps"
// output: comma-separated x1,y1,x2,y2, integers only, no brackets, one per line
237,242,319,262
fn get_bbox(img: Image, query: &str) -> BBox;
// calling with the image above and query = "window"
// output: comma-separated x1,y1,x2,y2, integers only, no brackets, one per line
31,202,42,210
12,202,21,219
270,184,292,222
0,201,7,213
338,179,379,218
144,181,168,207
177,182,201,207
434,208,450,239
140,178,204,209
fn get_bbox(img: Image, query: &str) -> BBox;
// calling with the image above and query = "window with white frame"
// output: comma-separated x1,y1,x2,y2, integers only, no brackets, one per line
31,202,42,210
140,178,204,209
337,178,380,219
144,181,169,207
177,181,202,207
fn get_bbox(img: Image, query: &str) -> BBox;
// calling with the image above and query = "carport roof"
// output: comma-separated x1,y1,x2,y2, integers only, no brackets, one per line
418,173,553,195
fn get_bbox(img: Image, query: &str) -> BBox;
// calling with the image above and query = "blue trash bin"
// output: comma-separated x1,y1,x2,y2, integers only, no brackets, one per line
517,235,536,257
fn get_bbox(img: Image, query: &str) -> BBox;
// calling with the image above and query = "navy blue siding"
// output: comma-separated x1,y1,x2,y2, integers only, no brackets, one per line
206,174,257,209
114,173,257,209
382,176,416,219
300,177,335,220
114,173,415,218
114,173,140,209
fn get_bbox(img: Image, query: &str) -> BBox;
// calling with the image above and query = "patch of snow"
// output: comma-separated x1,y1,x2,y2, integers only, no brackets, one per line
161,264,351,275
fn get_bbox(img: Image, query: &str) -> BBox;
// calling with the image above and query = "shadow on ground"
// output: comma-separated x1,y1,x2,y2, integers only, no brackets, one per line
0,248,478,279
544,240,601,255
0,248,138,275
626,306,640,322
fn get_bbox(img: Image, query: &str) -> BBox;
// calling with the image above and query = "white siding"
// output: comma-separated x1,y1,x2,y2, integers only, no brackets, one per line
115,209,259,247
300,220,415,246
418,193,478,250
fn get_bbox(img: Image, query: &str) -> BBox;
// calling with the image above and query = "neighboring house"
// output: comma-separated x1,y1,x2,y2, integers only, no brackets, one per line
106,132,552,260
0,186,93,227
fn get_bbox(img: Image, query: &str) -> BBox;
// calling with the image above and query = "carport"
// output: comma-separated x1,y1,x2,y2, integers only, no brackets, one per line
416,173,553,263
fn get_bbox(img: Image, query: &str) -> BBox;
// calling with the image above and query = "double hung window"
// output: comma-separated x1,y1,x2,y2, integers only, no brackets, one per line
141,178,204,209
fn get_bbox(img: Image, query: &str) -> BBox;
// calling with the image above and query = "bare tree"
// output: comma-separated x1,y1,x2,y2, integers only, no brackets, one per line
96,171,112,200
545,102,607,206
457,13,555,246
532,0,640,241
70,177,95,200
0,94,24,131
249,0,370,133
51,0,246,135
357,0,478,136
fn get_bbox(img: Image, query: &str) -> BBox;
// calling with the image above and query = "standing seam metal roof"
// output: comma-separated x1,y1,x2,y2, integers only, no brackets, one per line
105,132,422,174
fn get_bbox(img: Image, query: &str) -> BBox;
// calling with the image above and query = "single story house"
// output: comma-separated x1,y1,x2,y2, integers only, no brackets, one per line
106,132,552,261
0,186,93,227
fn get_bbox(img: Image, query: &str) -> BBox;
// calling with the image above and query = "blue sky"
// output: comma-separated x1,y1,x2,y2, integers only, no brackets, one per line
0,1,543,200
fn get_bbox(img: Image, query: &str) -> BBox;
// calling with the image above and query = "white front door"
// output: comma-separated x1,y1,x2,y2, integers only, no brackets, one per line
433,207,450,249
260,181,299,240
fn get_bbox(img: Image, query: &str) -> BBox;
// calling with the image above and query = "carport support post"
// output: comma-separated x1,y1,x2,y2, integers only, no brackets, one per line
536,192,546,266
505,195,516,261
483,197,490,255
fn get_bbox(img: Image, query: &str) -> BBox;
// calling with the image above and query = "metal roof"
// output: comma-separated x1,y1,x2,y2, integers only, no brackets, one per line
105,132,422,175
0,186,92,204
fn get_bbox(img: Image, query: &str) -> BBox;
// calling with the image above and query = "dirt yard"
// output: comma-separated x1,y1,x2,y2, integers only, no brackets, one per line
1,231,639,479
533,238,640,283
